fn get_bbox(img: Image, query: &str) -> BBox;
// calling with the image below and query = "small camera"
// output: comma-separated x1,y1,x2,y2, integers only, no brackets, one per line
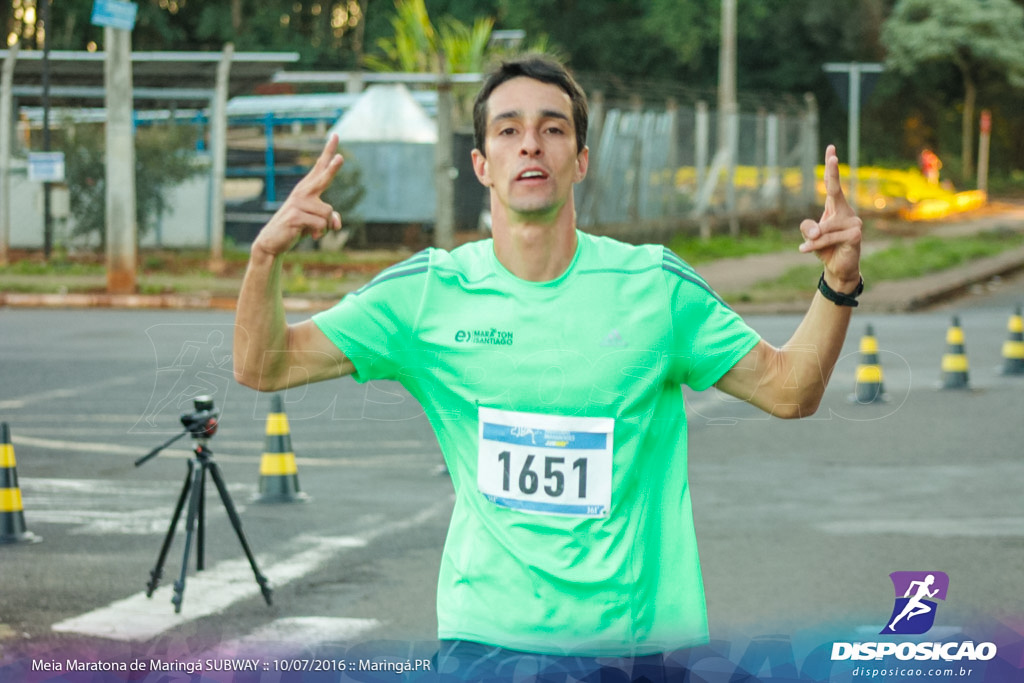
180,395,219,439
192,396,215,413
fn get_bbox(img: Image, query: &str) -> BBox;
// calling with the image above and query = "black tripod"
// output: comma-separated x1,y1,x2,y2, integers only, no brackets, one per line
135,397,273,613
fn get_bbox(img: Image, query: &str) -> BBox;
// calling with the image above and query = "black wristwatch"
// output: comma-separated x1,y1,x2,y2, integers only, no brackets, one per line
818,272,864,307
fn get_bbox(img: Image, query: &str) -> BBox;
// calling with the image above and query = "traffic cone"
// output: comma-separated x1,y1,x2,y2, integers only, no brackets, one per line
1,423,41,544
1000,305,1024,376
256,395,309,503
940,316,970,390
853,324,886,403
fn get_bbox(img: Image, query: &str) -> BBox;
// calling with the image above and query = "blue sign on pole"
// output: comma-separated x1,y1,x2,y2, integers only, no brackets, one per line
90,0,138,31
28,152,66,183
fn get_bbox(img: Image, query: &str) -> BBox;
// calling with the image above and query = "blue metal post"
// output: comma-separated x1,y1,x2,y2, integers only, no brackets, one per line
264,112,276,204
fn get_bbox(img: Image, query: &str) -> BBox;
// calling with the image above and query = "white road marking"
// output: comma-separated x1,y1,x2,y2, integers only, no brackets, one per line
20,478,250,535
818,517,1024,537
51,536,368,641
14,435,188,457
49,495,455,642
13,434,435,466
0,375,136,409
12,434,435,469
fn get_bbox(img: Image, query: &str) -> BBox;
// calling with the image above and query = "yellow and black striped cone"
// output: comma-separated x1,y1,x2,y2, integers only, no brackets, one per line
256,395,309,503
1,423,41,544
940,316,970,390
1000,305,1024,376
853,324,886,403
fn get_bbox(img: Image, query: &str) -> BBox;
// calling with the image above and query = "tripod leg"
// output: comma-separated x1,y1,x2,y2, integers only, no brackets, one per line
171,460,206,614
197,465,206,571
146,459,194,597
206,461,274,606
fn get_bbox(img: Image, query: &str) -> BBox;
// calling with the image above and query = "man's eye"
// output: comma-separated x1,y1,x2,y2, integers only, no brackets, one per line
499,128,517,135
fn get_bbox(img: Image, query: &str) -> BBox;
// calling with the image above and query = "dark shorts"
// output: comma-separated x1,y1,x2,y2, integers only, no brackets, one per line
434,639,690,682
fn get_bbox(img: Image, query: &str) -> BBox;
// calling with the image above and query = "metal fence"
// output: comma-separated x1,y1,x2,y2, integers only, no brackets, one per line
576,93,820,242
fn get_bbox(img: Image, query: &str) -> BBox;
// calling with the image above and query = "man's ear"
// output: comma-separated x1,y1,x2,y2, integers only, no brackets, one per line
471,148,491,187
574,146,589,183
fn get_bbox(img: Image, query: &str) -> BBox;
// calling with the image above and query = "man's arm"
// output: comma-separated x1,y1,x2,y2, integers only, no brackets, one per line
714,144,862,418
233,134,355,392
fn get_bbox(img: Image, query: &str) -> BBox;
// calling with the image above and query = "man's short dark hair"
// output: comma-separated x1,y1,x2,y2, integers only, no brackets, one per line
472,55,589,157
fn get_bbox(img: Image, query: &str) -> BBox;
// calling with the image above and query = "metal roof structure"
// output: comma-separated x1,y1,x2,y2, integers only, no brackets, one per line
1,49,301,108
328,84,437,143
0,47,301,274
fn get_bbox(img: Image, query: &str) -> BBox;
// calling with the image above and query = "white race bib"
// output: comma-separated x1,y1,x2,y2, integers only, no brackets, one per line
477,407,613,517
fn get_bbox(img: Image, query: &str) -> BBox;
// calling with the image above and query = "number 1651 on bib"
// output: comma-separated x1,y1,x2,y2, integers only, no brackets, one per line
477,407,613,518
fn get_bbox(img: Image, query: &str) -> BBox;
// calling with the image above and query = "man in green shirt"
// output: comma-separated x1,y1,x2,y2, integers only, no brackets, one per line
234,56,863,678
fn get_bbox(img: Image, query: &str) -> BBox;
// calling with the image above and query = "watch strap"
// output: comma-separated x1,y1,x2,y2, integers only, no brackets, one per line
818,272,863,307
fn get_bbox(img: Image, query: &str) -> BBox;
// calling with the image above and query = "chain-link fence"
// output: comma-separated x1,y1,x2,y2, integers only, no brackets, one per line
576,92,820,242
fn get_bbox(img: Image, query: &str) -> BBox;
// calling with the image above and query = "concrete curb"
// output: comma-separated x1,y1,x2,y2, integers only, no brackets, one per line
0,291,334,313
864,245,1024,312
5,249,1023,314
730,246,1024,316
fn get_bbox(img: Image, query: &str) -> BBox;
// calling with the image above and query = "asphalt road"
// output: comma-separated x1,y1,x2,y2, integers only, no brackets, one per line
1,275,1023,672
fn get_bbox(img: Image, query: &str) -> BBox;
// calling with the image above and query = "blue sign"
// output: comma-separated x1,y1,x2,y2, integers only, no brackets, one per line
90,0,138,31
28,152,65,183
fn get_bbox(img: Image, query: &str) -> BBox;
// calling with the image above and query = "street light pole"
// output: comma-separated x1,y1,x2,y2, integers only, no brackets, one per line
41,0,53,260
823,62,883,211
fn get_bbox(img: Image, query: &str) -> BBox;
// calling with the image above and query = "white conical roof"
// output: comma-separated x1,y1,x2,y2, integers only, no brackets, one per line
327,83,437,143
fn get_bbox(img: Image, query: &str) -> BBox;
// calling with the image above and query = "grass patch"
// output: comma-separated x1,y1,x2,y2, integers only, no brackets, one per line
860,230,1024,281
738,229,1024,303
1,258,104,276
669,225,798,264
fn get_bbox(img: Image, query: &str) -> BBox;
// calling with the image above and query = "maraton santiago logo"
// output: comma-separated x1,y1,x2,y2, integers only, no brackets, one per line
880,571,949,635
454,328,514,346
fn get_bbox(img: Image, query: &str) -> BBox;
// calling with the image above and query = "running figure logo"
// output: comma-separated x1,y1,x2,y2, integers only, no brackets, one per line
880,571,949,635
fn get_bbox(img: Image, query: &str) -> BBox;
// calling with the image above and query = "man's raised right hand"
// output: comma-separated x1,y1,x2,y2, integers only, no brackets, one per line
251,133,345,259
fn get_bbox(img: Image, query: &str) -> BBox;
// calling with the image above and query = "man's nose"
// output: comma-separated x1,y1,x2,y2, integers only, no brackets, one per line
519,129,542,156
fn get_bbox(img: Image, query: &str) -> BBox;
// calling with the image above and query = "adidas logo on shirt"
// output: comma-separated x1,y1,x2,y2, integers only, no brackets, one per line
600,329,627,347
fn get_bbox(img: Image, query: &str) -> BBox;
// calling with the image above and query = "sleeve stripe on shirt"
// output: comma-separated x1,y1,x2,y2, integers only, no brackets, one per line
662,250,703,279
661,254,730,309
354,250,430,295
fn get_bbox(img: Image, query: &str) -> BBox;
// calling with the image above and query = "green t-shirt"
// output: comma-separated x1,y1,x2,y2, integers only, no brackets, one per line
312,231,761,656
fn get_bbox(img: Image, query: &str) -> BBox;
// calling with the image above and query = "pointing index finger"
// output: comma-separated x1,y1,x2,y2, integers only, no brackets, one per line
823,144,851,213
307,134,345,193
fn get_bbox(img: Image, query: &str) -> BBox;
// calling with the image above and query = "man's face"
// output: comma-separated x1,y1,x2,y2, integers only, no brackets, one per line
471,77,588,222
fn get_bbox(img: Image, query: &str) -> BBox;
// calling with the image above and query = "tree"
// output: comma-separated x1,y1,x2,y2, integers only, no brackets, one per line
882,0,1024,180
59,121,203,248
364,0,555,123
365,0,552,75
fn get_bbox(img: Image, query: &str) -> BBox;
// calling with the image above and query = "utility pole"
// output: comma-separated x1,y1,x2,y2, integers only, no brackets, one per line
977,110,991,195
718,0,738,235
93,0,140,293
41,0,53,260
0,43,17,267
104,24,137,293
433,61,455,252
823,62,883,211
209,43,234,273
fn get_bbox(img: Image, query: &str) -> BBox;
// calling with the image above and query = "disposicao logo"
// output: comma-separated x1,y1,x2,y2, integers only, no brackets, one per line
881,570,949,635
831,570,998,663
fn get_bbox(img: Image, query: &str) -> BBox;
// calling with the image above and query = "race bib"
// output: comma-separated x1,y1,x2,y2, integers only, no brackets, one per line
477,407,613,517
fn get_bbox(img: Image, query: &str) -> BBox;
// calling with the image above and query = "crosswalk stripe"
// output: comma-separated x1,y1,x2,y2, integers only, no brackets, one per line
51,536,366,641
14,435,435,467
49,495,454,642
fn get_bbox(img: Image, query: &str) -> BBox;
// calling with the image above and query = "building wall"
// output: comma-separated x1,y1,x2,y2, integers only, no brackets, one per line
5,158,212,250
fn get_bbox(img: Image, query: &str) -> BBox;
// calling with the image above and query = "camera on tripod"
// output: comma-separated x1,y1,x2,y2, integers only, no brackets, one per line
137,394,273,612
180,396,219,440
